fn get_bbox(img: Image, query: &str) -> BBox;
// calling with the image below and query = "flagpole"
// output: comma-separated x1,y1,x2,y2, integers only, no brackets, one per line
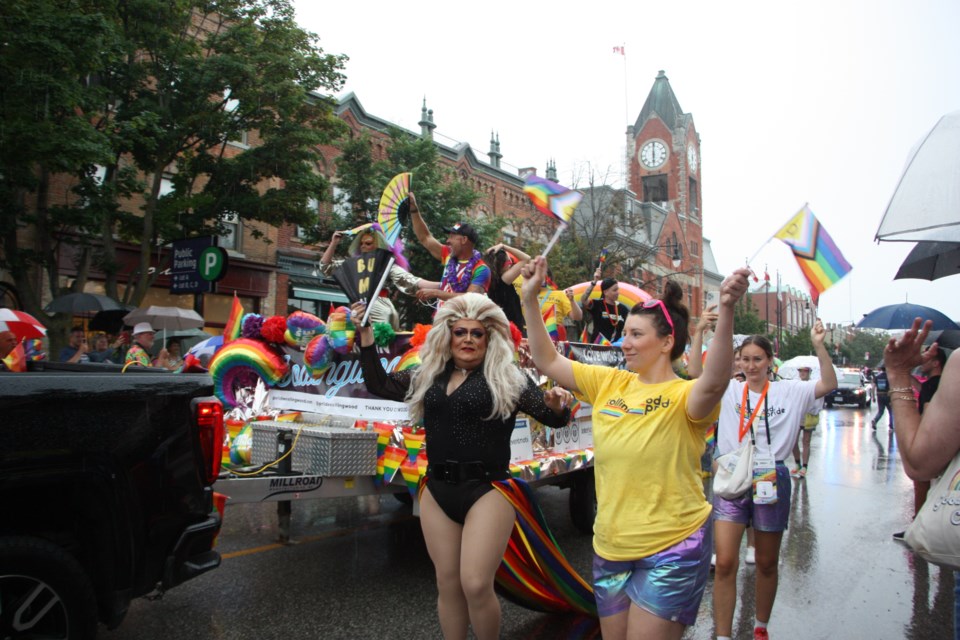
360,256,395,327
540,225,566,259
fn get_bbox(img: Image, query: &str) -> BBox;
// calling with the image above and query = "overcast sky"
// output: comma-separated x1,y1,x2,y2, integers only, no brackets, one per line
294,0,960,326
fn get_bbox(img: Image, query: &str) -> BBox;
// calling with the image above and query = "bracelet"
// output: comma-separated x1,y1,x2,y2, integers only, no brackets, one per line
890,394,916,402
889,387,913,393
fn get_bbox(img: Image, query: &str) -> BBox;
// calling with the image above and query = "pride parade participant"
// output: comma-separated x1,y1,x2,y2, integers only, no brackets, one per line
521,254,750,640
353,293,572,640
712,328,836,640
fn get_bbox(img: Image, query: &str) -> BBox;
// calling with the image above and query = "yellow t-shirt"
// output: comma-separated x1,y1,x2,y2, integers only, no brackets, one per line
572,361,718,560
512,276,573,322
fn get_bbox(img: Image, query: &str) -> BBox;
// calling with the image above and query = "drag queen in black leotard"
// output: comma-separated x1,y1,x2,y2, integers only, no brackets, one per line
354,294,572,640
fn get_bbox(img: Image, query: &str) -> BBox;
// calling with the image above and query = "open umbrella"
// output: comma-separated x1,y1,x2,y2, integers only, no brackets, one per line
124,306,204,331
856,303,960,331
0,308,47,340
925,330,960,351
876,110,960,243
894,242,960,281
778,355,823,380
44,292,123,315
89,308,135,333
187,335,224,362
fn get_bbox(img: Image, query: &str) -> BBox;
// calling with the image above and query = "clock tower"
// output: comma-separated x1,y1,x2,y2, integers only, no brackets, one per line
628,70,704,309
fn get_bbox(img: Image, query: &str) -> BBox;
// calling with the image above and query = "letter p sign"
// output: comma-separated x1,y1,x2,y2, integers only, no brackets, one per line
199,247,228,282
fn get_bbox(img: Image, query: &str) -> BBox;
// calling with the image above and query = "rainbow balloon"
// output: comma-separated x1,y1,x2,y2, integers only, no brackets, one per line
569,280,651,310
395,346,421,371
326,306,356,354
209,338,289,407
285,310,325,347
303,334,333,378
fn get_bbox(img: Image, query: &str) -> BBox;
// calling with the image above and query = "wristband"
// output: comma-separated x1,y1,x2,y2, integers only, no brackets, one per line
890,394,916,402
889,387,913,393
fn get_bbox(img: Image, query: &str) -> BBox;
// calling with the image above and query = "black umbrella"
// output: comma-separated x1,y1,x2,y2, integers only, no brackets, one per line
857,303,960,331
926,330,960,350
44,292,124,315
88,308,135,333
894,242,960,281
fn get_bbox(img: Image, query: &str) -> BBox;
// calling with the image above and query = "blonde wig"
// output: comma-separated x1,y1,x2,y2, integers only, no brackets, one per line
405,293,525,423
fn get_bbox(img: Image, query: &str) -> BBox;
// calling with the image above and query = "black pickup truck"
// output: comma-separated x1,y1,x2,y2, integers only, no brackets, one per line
0,361,224,639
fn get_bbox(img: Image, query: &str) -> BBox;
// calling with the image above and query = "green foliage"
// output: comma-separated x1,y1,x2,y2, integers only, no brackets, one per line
333,128,480,327
1,0,348,332
733,293,768,336
778,326,815,360
837,330,889,367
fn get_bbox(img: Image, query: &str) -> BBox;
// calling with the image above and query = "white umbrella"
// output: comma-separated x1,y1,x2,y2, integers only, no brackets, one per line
124,305,204,344
779,355,823,380
876,110,960,243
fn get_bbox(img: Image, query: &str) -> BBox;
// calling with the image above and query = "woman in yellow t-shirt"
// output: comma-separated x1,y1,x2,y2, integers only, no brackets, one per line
521,255,750,640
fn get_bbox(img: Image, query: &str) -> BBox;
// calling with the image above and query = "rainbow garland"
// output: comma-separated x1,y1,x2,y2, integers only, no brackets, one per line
493,478,597,616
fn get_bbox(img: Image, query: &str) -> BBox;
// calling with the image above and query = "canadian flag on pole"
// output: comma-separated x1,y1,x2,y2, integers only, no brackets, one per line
613,45,625,55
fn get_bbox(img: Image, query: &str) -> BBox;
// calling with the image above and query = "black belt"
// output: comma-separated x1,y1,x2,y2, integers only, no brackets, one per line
427,461,507,484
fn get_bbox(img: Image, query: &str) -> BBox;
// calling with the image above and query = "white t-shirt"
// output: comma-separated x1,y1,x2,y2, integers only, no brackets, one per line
716,379,819,461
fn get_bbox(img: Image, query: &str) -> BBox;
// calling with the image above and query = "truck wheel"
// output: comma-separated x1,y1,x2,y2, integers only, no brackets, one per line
568,469,596,535
0,536,98,640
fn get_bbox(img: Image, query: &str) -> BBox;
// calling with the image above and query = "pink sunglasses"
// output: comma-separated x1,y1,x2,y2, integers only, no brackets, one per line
642,299,675,338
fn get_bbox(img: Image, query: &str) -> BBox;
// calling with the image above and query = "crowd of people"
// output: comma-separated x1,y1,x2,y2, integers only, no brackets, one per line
9,193,954,640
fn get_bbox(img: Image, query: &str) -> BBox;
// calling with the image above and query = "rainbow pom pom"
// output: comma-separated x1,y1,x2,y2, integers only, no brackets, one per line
303,334,333,378
208,338,289,406
326,306,356,355
284,310,325,347
395,346,421,371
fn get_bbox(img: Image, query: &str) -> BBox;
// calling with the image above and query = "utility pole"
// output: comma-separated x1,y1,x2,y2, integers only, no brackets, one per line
764,265,770,335
776,270,783,358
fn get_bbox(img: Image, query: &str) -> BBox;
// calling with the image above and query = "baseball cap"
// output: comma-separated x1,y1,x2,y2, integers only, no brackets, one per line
132,322,156,336
442,222,479,244
797,366,812,371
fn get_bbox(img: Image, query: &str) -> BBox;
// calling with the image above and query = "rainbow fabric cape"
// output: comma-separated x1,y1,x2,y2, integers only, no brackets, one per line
492,479,596,616
542,304,558,340
523,175,582,226
774,205,852,303
223,293,244,344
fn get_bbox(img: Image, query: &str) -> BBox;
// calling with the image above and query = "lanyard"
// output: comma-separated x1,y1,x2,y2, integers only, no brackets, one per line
738,381,770,442
602,301,620,325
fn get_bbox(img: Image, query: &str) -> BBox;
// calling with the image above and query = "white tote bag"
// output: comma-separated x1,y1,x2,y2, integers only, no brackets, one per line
905,451,960,570
713,435,754,499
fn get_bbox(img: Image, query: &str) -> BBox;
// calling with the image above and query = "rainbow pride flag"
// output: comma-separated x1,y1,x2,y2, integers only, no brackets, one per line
382,445,407,484
523,175,582,225
223,293,244,343
774,205,852,303
579,326,589,343
594,334,611,346
2,342,25,372
542,304,558,340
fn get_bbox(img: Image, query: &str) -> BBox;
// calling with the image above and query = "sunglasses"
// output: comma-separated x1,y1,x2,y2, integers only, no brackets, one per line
452,327,487,340
642,299,675,338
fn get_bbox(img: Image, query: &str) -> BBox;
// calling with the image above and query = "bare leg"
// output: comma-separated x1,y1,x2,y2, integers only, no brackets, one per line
801,430,813,467
627,603,686,640
460,489,517,640
753,530,784,624
419,487,468,640
599,609,628,640
713,519,746,637
792,432,802,470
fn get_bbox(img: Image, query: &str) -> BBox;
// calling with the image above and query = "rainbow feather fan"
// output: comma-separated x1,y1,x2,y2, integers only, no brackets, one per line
208,338,289,407
377,172,411,246
492,479,597,616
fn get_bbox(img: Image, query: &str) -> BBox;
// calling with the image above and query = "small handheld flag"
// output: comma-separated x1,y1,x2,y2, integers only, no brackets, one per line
774,205,852,303
223,294,244,344
523,175,583,258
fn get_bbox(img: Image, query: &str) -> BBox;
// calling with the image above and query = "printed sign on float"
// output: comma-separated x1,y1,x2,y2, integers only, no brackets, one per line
510,418,533,462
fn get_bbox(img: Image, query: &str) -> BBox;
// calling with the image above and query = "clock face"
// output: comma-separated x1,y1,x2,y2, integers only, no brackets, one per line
687,145,698,173
639,141,667,169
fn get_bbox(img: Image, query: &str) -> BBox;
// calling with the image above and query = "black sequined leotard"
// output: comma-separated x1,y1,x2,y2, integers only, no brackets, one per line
360,345,570,472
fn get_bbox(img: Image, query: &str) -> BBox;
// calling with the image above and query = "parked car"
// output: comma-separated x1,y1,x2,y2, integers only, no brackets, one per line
826,369,873,408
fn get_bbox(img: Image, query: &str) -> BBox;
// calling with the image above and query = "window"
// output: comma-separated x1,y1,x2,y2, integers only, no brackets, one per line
224,88,248,148
296,198,319,241
332,185,352,218
642,175,668,203
688,178,698,217
219,212,240,251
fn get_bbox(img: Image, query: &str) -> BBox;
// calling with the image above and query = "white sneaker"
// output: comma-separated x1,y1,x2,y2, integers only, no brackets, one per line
745,546,756,564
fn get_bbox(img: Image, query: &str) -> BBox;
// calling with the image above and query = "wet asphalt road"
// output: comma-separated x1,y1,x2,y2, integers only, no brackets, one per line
101,406,953,640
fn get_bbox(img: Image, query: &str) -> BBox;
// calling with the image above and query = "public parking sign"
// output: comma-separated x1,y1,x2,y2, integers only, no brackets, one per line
170,236,229,294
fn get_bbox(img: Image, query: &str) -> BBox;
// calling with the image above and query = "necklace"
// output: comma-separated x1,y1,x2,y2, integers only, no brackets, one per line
456,367,471,379
443,249,483,293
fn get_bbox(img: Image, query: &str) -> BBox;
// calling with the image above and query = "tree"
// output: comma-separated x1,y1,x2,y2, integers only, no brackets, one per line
1,0,348,348
733,293,768,336
837,330,889,368
779,326,814,360
334,127,481,327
